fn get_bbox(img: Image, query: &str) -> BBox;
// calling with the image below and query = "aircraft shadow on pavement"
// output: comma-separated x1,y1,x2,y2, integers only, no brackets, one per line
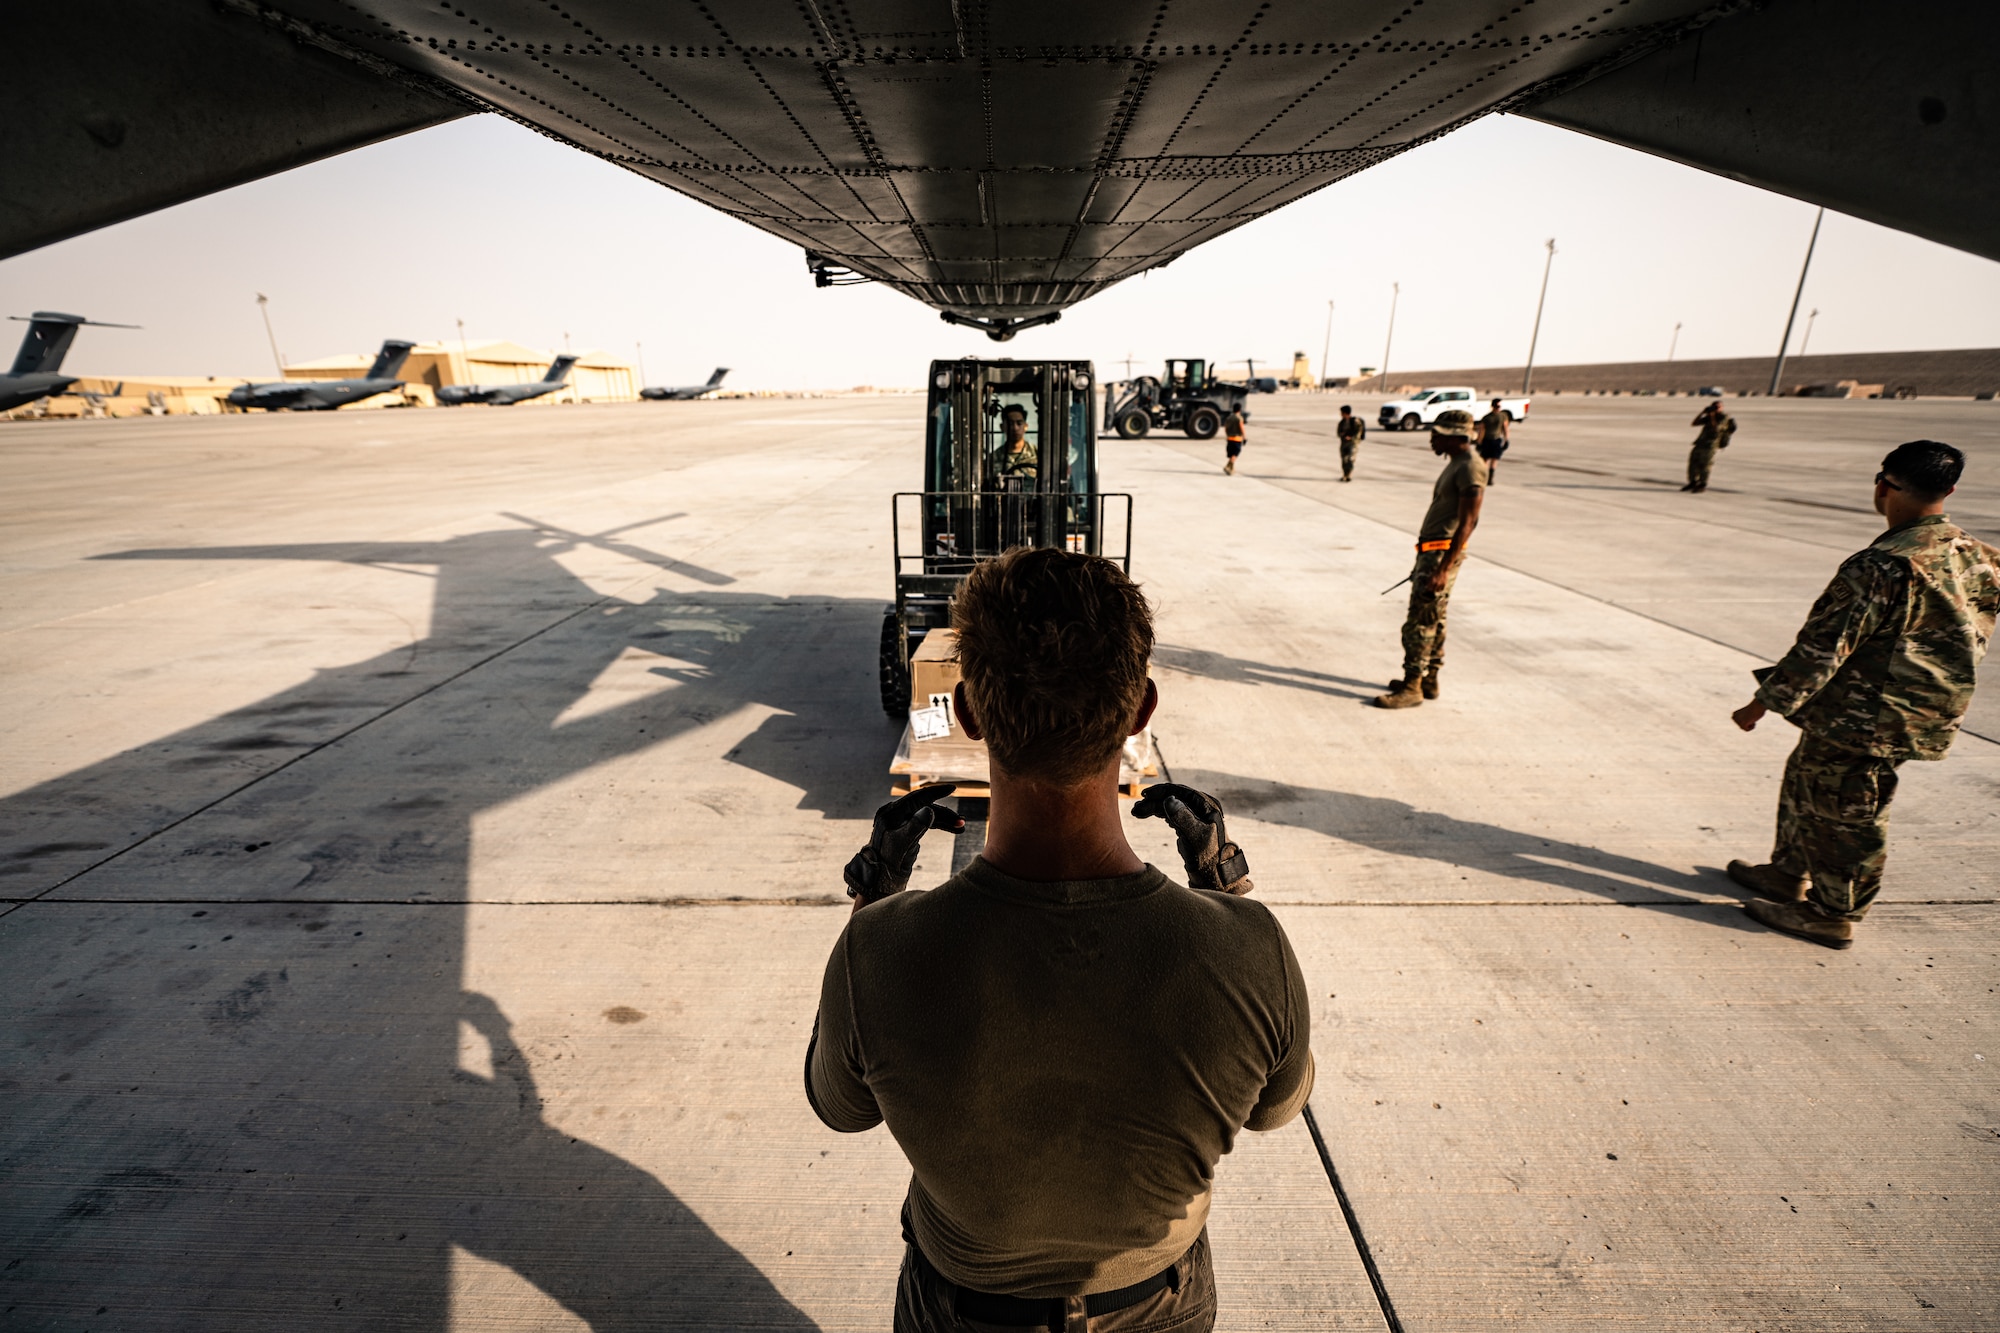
1153,643,1383,701
1175,768,1763,927
0,523,900,1328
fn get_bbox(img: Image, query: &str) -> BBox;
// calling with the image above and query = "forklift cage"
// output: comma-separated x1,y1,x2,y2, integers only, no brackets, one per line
891,489,1133,595
875,357,1134,716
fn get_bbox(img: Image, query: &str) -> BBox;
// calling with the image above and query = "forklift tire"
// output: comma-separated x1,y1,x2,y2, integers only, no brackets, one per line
1185,406,1223,439
1116,410,1151,440
879,607,910,718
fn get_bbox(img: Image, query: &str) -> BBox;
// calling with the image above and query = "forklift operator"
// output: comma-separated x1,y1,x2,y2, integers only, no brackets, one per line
995,402,1039,483
809,547,1314,1333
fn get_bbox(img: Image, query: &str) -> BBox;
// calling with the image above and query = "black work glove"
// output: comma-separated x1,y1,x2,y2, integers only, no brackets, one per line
843,783,965,906
1133,783,1253,895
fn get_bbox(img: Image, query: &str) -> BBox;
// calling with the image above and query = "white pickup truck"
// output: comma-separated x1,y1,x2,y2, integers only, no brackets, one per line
1377,386,1530,432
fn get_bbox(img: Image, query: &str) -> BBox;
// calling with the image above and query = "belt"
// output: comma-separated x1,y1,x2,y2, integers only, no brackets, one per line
1417,539,1453,552
910,1242,1182,1327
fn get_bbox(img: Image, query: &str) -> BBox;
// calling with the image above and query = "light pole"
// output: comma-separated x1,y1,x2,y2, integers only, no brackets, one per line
456,317,471,384
1667,321,1682,363
1799,308,1819,358
636,340,648,386
255,293,284,376
1320,299,1335,392
1768,207,1824,397
1522,238,1555,395
1375,283,1398,392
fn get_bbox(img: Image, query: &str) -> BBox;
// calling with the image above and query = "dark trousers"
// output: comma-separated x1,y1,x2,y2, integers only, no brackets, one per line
894,1232,1216,1333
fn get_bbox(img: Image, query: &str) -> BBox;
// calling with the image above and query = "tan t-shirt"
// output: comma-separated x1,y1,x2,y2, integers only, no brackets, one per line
807,857,1314,1297
1418,450,1489,543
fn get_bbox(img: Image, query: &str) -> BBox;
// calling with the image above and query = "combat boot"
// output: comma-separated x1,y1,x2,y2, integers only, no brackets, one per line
1746,898,1854,949
1420,672,1439,700
1727,859,1809,903
1372,679,1423,709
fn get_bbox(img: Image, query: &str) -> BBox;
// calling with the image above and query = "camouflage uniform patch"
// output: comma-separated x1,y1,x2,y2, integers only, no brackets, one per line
1773,733,1901,919
1686,411,1733,488
1401,548,1459,681
1754,514,2000,916
1337,415,1364,479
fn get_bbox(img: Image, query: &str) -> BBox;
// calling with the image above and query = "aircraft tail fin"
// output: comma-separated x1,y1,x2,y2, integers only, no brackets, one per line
706,367,730,388
544,354,579,383
367,339,418,380
8,312,139,375
10,312,89,375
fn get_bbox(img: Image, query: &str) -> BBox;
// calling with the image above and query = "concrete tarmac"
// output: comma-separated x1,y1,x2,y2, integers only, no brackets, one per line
2,394,1995,1330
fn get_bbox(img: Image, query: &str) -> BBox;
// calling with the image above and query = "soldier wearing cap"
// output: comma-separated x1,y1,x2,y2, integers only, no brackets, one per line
1727,440,1999,948
1374,408,1487,708
1335,404,1365,482
1682,401,1736,492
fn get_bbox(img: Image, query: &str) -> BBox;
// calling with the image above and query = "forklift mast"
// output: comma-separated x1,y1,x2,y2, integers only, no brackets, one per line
878,358,1132,714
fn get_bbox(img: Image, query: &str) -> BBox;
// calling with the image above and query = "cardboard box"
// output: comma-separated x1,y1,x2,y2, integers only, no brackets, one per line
890,627,1159,796
911,628,962,720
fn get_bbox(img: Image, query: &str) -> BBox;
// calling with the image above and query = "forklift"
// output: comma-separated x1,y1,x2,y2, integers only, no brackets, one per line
881,358,1149,795
1100,358,1253,440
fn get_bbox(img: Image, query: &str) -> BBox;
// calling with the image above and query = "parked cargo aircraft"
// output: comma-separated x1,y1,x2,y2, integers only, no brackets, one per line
225,340,415,412
0,312,137,414
640,368,730,401
437,354,577,406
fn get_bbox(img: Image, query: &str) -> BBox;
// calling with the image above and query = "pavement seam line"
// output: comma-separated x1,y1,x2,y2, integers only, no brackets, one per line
1152,437,2000,749
1252,422,1886,535
1233,424,1886,552
1302,1102,1405,1333
0,459,888,923
0,596,614,921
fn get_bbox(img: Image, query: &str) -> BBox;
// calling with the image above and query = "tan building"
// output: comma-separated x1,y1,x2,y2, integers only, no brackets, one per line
282,339,639,407
3,375,248,419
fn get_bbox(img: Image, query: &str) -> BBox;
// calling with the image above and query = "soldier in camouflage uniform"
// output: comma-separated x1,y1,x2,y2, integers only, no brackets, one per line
1728,440,2000,948
1374,409,1486,709
1681,402,1735,492
1336,404,1365,481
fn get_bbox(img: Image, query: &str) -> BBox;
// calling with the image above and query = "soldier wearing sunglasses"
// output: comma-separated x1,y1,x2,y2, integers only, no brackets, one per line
1727,441,2000,947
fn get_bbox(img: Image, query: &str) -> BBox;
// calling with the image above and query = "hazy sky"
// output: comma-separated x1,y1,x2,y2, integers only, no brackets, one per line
7,111,1999,390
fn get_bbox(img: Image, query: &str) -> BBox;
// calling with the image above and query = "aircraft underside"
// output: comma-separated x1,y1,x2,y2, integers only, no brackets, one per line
4,1,1993,334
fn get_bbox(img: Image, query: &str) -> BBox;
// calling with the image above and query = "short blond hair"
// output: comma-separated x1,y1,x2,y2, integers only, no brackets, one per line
952,547,1153,786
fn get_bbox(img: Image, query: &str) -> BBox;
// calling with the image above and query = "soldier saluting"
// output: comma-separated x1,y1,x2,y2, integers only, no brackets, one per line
1728,440,1999,948
1682,400,1735,492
